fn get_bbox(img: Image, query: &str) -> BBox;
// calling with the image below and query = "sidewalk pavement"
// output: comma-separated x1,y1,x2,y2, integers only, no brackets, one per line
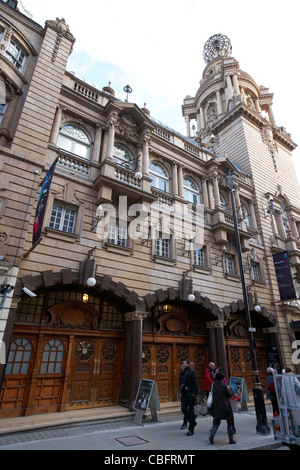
0,404,286,451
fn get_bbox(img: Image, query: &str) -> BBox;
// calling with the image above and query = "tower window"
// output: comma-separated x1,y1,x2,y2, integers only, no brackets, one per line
5,38,26,72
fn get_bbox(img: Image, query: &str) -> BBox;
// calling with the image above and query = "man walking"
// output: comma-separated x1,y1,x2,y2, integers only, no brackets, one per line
181,359,198,436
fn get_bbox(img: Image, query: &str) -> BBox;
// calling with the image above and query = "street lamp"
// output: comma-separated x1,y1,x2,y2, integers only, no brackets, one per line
225,169,270,435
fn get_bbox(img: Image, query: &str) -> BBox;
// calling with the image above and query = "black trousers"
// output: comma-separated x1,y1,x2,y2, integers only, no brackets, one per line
181,392,196,431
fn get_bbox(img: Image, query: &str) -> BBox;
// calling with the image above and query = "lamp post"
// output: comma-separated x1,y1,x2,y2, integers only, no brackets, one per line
225,170,270,435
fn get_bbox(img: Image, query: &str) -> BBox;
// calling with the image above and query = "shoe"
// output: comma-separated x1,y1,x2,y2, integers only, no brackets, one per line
228,427,236,444
186,430,194,436
209,435,214,445
180,424,187,430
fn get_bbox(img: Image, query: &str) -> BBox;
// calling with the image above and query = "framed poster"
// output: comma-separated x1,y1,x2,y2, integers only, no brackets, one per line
133,379,155,412
229,377,244,402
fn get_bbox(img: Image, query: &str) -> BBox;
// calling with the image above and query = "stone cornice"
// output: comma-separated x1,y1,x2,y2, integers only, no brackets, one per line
212,103,297,151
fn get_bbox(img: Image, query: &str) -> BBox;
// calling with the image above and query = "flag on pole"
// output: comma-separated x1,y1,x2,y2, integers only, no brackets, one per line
32,158,58,245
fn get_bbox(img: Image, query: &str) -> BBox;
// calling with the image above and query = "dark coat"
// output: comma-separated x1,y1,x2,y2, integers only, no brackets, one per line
182,366,198,395
211,379,233,420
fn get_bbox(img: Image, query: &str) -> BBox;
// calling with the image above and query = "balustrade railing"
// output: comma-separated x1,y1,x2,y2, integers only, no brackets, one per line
58,154,89,176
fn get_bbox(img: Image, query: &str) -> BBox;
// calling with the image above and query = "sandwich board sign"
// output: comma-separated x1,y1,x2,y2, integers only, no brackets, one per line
133,379,160,425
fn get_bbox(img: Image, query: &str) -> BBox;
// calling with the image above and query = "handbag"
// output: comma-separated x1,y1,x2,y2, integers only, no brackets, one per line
207,385,213,407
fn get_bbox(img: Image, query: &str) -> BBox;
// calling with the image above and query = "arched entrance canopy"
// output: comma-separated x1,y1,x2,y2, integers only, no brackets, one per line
14,269,143,313
222,296,276,327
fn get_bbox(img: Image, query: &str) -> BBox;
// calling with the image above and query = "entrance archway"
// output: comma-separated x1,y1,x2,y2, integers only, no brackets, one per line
140,295,221,401
0,288,126,417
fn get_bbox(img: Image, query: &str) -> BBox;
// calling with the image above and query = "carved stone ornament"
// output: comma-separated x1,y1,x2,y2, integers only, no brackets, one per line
50,18,72,63
116,114,138,140
261,124,278,172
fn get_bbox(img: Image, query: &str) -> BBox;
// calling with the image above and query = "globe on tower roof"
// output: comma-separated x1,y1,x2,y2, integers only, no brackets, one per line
203,34,232,64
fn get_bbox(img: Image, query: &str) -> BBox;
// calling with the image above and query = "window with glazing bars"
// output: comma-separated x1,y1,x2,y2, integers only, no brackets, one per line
49,203,76,233
251,262,260,281
40,339,64,373
155,236,170,258
193,247,205,267
108,220,127,247
5,38,26,71
225,254,235,274
6,338,32,374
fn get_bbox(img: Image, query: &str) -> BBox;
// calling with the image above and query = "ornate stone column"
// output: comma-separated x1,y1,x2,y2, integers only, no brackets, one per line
142,132,150,175
49,104,64,145
202,177,209,208
172,161,178,195
91,124,103,163
212,171,221,208
226,75,233,100
268,103,277,127
106,113,117,159
185,115,190,137
200,106,205,129
208,178,214,209
120,311,147,409
232,73,240,95
206,320,228,379
177,165,184,198
216,90,223,115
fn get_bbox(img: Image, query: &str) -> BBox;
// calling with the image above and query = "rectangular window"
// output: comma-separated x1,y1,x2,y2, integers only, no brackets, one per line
5,38,26,71
155,236,170,258
108,220,127,247
225,254,235,275
49,203,76,233
193,247,205,267
251,262,260,281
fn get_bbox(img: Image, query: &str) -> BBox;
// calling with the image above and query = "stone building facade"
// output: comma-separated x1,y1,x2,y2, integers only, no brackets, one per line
0,4,299,418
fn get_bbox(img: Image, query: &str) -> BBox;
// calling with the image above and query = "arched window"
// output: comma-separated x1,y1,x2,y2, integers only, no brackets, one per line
219,193,226,211
58,124,91,159
149,161,169,192
40,339,64,373
6,338,32,374
113,144,133,168
5,37,27,72
183,177,200,204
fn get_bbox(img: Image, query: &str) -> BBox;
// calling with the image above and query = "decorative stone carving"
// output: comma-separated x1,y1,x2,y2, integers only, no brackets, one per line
261,124,278,172
50,18,72,63
116,114,138,140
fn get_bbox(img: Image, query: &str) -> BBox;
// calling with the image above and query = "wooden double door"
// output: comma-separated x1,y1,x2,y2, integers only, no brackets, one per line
0,332,123,417
141,338,209,401
65,335,123,410
226,340,268,392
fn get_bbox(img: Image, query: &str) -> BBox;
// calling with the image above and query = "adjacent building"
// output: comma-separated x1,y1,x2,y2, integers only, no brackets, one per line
0,2,299,418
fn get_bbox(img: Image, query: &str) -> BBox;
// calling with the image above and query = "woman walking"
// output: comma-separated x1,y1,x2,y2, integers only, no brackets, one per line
209,371,236,445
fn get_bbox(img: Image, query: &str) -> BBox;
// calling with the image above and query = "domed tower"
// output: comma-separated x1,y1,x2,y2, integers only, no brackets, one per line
182,33,298,205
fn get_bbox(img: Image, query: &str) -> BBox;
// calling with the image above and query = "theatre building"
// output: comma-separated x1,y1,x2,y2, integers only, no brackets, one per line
0,1,300,418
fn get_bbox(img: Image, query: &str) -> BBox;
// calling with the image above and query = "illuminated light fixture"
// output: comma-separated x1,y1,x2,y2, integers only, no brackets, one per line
86,277,96,287
82,293,89,303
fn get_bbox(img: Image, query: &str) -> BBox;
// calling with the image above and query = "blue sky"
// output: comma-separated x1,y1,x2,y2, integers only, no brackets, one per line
21,0,300,180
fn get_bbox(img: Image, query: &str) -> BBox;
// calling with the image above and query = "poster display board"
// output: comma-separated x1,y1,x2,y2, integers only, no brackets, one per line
229,377,249,411
133,379,160,425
